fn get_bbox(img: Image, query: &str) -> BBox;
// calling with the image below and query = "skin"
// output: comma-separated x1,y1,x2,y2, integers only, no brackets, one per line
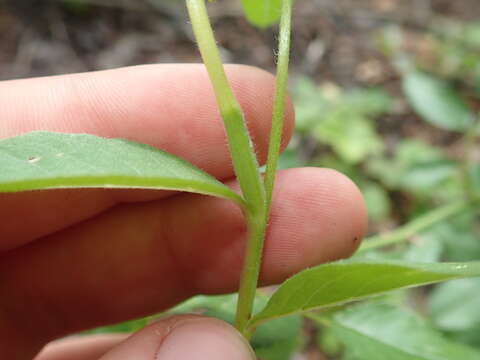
0,64,367,359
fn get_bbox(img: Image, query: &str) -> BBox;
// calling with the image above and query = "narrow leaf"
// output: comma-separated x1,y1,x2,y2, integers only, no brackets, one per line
240,0,283,28
403,71,473,131
332,302,480,360
0,132,245,206
248,260,480,328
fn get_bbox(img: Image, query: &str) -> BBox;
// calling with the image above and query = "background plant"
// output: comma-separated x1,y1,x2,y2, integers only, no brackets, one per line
1,0,480,359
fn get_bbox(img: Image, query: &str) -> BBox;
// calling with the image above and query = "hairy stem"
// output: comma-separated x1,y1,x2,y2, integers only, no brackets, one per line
264,0,293,213
235,212,267,334
186,0,267,335
186,0,265,214
359,200,472,252
237,0,294,334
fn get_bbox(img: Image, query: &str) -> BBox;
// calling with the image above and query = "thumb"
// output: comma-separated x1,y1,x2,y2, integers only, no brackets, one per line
99,315,256,360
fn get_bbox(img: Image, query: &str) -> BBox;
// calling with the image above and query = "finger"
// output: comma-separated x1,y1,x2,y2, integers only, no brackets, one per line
0,168,367,349
0,64,294,250
99,315,254,360
34,335,127,360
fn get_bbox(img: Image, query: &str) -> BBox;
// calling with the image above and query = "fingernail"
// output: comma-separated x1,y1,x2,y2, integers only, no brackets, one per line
155,320,255,360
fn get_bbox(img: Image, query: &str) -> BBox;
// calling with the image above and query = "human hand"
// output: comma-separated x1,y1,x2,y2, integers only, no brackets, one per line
0,64,367,359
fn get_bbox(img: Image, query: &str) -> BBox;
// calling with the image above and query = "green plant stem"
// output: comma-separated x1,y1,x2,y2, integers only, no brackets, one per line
236,1,294,334
264,0,293,213
186,0,265,214
359,200,472,252
235,213,267,337
186,0,268,336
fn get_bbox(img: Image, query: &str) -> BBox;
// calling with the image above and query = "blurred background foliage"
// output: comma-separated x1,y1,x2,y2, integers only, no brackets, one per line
1,0,479,359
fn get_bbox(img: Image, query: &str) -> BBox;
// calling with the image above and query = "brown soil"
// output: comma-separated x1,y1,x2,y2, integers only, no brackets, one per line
1,0,478,81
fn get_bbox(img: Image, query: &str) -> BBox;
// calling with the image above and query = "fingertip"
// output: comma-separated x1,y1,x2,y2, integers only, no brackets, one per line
100,315,255,360
34,334,127,360
261,168,368,283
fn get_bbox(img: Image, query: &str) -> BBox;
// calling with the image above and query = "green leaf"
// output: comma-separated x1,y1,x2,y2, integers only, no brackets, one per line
240,0,283,28
469,164,480,196
403,71,473,131
361,181,391,222
313,111,384,164
0,132,244,206
84,316,151,335
366,139,460,199
316,326,344,358
403,236,444,263
248,260,480,328
429,278,480,332
332,302,480,360
276,149,303,170
446,324,480,349
421,212,480,262
294,80,390,164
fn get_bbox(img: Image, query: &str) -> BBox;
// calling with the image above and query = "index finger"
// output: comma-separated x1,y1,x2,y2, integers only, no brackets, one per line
0,64,294,250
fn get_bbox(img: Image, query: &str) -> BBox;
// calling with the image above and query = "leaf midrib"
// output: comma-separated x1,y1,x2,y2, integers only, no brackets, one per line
0,175,245,204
